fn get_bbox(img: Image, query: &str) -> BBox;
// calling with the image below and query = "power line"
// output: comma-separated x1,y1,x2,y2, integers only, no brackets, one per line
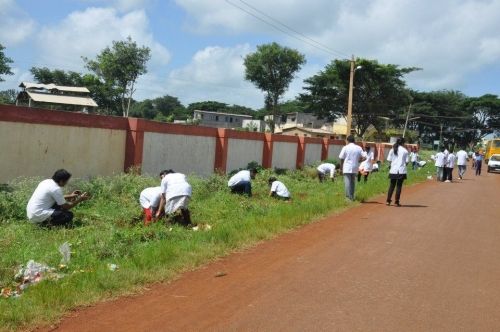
224,0,347,58
236,0,349,58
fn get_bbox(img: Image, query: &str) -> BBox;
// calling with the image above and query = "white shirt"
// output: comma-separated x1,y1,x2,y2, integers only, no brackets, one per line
161,173,192,200
360,151,374,171
410,152,418,162
316,163,336,178
228,170,251,187
139,186,162,209
270,181,290,198
387,146,409,175
446,154,456,168
434,152,446,167
339,143,364,174
26,179,66,223
456,150,468,166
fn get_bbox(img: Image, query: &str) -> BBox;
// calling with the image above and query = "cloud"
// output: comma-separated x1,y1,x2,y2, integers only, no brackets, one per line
35,7,170,72
175,0,500,92
0,0,36,46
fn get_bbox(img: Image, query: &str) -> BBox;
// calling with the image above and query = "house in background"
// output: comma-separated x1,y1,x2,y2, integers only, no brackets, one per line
16,82,98,113
242,119,270,132
193,110,252,129
270,112,348,139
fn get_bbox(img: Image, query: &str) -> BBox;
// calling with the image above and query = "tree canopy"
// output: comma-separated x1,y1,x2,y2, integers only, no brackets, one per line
0,44,13,82
244,42,305,132
84,37,151,117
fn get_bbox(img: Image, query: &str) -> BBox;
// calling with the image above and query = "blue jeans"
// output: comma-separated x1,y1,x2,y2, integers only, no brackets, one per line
343,173,356,200
436,167,444,181
230,181,252,196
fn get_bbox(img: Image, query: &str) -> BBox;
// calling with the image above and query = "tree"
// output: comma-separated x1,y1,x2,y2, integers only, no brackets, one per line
0,43,13,82
130,95,188,120
0,89,16,104
301,58,418,137
244,42,305,132
84,37,151,117
30,67,121,115
187,101,255,116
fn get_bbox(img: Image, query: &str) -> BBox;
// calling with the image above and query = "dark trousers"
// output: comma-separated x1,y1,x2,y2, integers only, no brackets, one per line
230,181,252,196
412,161,418,170
387,178,404,204
317,171,326,183
47,205,74,226
444,167,453,181
475,161,482,175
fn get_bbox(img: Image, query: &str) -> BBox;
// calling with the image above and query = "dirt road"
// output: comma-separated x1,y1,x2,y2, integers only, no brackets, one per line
51,170,500,332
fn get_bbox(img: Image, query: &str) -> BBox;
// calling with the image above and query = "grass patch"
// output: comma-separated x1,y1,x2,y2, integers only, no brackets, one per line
0,166,429,331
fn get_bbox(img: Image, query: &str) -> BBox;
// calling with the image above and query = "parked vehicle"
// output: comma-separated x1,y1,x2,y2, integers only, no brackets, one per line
485,139,500,162
487,154,500,173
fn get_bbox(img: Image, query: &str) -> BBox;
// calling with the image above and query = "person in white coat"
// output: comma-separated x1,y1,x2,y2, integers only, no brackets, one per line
339,135,365,201
386,138,409,207
268,177,291,201
444,150,456,182
456,148,469,179
358,146,374,183
157,170,193,226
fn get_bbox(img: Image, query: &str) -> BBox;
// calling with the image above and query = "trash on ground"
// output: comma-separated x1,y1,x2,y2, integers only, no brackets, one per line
59,242,72,265
192,224,212,232
108,263,118,271
427,176,433,180
215,271,227,278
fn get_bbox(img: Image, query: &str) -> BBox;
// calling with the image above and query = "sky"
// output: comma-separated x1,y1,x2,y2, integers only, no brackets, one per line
1,0,500,109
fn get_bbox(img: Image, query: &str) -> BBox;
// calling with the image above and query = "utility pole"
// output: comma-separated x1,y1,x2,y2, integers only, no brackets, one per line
346,54,355,138
439,122,444,149
402,103,412,138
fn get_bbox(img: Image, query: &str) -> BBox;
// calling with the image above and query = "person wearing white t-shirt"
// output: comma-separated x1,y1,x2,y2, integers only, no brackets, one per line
157,170,193,226
434,147,447,182
339,135,365,201
410,148,419,170
444,151,456,182
456,148,469,179
316,163,336,182
358,146,374,183
139,186,162,225
228,169,257,196
386,138,409,206
26,169,90,226
268,177,291,201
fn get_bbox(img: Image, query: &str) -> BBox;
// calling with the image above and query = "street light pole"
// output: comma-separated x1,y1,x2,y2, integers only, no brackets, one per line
346,55,355,138
402,103,412,138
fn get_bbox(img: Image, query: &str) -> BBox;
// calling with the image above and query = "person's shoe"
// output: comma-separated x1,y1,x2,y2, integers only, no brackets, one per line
386,201,391,206
395,202,401,207
445,180,451,183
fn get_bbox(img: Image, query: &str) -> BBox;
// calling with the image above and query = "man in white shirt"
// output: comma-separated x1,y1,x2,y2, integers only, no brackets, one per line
157,170,193,226
268,177,291,201
26,169,90,226
444,151,456,182
339,135,365,201
434,147,447,182
139,186,162,225
228,168,257,196
358,146,374,183
316,163,336,182
410,148,419,170
456,148,469,179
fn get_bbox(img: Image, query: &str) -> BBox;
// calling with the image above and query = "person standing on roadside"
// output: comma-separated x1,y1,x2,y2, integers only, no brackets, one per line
410,147,419,170
339,135,365,201
471,151,477,169
444,150,456,182
475,150,484,176
434,147,447,182
456,148,468,179
386,138,409,207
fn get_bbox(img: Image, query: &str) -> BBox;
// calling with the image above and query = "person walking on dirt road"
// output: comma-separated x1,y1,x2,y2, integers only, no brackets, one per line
386,138,409,207
339,135,365,201
434,147,447,182
475,151,484,176
456,148,468,179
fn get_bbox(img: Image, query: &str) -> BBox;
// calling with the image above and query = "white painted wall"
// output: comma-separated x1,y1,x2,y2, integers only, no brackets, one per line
272,142,297,169
304,143,322,165
0,121,126,182
226,138,263,172
328,144,344,161
142,132,216,177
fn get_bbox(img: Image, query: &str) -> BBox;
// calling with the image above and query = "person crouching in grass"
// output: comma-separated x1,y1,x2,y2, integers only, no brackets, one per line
157,170,193,227
228,168,258,196
139,186,162,225
316,163,336,182
268,177,291,201
26,169,90,226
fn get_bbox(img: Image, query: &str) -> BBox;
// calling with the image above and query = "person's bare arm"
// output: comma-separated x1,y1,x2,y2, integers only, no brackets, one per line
156,194,166,218
61,192,90,210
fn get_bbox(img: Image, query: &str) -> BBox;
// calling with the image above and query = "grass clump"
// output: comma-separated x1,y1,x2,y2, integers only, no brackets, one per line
0,166,429,331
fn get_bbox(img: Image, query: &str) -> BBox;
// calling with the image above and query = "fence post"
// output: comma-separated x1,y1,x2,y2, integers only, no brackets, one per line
215,128,228,174
296,136,306,169
124,118,144,173
321,138,329,160
262,133,273,169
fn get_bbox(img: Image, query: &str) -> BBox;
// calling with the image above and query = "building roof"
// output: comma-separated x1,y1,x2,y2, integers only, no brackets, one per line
25,91,98,107
194,109,253,118
281,126,333,135
20,82,90,93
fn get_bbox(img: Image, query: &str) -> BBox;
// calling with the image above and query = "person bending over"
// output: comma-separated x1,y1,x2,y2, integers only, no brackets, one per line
228,168,257,196
268,177,291,201
316,163,336,182
26,169,90,226
157,170,193,227
139,186,162,225
358,146,374,183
